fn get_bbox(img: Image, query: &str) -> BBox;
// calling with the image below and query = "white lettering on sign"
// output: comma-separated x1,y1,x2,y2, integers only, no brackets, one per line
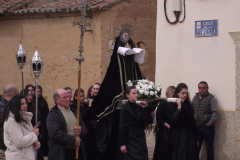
203,21,213,25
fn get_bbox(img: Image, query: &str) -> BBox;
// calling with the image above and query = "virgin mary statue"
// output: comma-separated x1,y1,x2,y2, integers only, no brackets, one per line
91,23,145,160
92,23,145,120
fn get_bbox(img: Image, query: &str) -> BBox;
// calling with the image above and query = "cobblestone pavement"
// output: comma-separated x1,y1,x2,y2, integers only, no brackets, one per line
146,131,155,160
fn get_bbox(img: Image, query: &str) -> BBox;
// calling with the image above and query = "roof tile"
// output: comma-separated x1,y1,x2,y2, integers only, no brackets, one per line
0,0,23,14
0,0,123,15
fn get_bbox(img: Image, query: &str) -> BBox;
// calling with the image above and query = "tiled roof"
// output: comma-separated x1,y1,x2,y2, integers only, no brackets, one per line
0,0,123,15
0,0,24,14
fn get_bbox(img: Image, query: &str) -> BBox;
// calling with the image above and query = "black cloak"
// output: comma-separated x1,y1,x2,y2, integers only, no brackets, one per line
167,101,199,160
37,97,49,157
119,101,153,160
153,102,171,160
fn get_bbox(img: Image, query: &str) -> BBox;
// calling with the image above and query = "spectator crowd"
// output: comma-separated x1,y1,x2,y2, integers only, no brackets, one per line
0,81,218,160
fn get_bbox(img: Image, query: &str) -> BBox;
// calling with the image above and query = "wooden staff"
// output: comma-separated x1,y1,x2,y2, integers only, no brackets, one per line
76,63,81,159
73,1,90,158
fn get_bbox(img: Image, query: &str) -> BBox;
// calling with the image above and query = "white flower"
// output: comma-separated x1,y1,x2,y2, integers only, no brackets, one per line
144,90,149,96
156,87,160,92
144,86,149,91
138,80,142,83
157,83,162,87
139,90,144,94
148,85,153,89
142,79,149,84
149,81,154,86
127,80,133,86
135,85,141,90
154,91,158,95
146,80,150,84
150,91,154,96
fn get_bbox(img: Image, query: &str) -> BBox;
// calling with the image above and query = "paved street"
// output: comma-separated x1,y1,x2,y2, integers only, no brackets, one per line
146,131,155,160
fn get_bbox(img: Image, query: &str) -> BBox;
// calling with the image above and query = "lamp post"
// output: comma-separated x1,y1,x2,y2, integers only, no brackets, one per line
15,44,27,95
30,49,44,160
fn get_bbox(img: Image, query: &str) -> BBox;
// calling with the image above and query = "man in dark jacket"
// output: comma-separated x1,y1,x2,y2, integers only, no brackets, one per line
47,89,87,160
0,84,18,160
192,81,219,160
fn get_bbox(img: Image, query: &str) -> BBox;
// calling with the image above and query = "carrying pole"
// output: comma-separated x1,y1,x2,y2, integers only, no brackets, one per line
72,0,91,158
75,63,81,159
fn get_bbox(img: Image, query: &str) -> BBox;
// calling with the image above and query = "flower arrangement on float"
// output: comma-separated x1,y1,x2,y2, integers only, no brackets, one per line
117,79,180,109
125,79,161,99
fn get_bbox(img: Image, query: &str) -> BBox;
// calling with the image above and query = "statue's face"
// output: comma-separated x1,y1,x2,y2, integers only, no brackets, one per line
123,33,129,41
120,30,130,43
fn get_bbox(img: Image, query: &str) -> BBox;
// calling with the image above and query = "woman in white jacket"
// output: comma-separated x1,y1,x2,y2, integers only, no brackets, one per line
2,95,40,160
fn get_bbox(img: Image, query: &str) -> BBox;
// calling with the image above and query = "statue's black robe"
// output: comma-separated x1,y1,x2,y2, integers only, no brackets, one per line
91,36,143,160
119,101,153,160
167,101,199,160
92,36,142,121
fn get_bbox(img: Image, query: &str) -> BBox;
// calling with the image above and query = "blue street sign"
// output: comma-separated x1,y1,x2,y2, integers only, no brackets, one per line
195,19,218,37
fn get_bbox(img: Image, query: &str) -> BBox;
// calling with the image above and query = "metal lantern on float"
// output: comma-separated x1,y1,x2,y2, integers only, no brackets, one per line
15,44,27,94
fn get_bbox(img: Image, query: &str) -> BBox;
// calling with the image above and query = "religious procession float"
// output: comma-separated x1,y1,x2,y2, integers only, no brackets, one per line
92,23,179,121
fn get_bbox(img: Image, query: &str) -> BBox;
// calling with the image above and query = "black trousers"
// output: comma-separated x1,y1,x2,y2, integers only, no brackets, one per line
197,125,215,160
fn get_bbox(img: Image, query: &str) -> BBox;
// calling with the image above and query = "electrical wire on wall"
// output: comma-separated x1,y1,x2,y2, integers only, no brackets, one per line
164,0,186,24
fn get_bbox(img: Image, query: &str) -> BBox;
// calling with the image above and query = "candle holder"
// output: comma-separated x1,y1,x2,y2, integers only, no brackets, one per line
29,49,44,160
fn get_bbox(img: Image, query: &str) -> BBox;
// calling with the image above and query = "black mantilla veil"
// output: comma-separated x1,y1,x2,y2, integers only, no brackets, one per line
92,36,142,121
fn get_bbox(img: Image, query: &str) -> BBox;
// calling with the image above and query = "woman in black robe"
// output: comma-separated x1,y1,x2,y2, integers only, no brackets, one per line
167,83,199,160
35,85,49,158
153,86,175,160
119,86,153,160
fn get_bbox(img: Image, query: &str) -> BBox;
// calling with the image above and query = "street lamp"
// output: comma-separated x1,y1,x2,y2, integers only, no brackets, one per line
15,44,27,95
30,49,44,160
